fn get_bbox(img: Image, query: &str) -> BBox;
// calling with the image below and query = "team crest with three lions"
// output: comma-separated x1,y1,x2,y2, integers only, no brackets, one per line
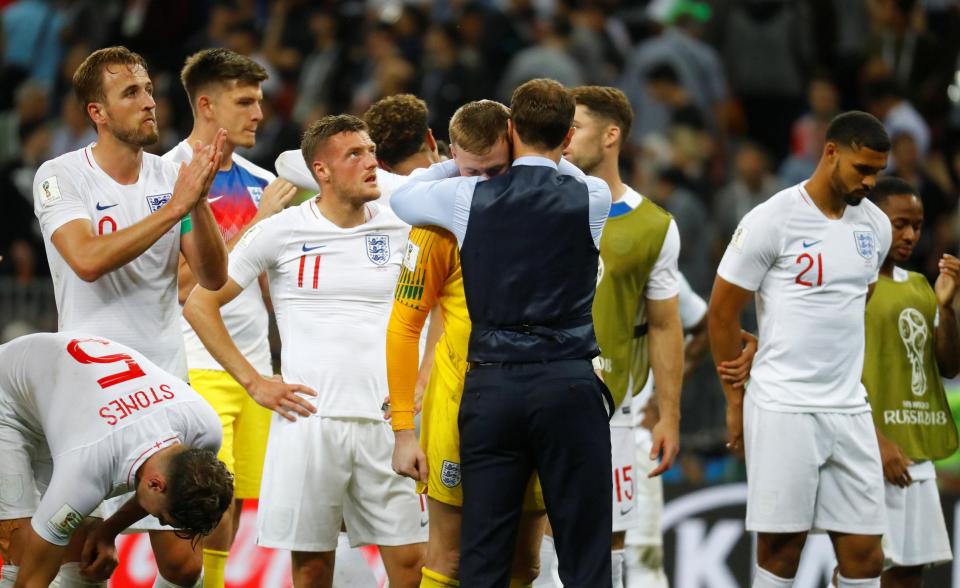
440,460,461,488
854,230,875,260
145,193,172,213
366,234,390,265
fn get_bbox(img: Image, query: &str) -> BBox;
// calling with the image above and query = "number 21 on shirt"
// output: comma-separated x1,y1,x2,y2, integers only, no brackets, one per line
795,252,824,288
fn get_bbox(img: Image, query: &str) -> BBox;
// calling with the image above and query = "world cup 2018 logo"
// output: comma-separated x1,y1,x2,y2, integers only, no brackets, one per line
898,307,928,396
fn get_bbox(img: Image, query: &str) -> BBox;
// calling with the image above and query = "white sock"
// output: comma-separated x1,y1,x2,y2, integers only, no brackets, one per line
152,571,202,588
624,545,667,588
837,575,880,587
334,532,378,586
57,563,107,587
611,549,625,588
0,565,18,588
753,566,794,587
533,535,560,588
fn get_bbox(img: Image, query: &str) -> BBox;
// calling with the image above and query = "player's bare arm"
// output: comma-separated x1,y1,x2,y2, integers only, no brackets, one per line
935,254,960,377
646,295,682,477
875,427,913,488
708,276,756,456
716,330,758,388
12,525,66,588
177,177,297,303
79,497,150,580
179,130,230,291
183,279,317,421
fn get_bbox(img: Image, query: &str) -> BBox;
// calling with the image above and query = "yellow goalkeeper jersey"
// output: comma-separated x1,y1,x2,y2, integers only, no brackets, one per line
386,226,470,430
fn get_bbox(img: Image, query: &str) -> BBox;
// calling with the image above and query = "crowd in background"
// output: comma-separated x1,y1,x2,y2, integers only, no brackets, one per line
3,0,960,484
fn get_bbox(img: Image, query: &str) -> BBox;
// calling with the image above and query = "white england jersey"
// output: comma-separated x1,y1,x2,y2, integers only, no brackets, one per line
33,146,187,379
717,184,892,412
229,197,410,420
0,332,221,545
164,142,273,374
274,149,408,199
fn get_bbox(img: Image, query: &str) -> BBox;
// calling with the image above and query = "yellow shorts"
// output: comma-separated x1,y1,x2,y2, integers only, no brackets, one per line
419,348,544,510
189,369,272,499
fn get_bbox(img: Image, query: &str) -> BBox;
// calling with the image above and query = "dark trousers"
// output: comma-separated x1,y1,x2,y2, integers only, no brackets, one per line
458,359,613,588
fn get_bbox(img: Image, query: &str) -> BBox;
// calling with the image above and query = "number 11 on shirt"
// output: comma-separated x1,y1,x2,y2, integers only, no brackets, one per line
796,252,824,287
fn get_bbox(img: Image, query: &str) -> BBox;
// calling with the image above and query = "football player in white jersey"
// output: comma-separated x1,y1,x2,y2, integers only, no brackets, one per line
163,48,298,588
184,115,426,588
709,111,894,588
0,332,231,588
32,47,228,588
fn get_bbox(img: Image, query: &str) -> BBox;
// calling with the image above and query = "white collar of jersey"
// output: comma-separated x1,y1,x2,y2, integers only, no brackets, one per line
309,198,379,224
892,266,909,283
512,156,557,169
125,436,182,487
619,187,643,209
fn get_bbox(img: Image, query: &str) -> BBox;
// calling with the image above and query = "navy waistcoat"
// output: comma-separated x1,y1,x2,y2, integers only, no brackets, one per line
460,164,600,362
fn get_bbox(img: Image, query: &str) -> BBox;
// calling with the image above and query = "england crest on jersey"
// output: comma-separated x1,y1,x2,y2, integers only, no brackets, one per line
366,234,390,265
247,186,264,206
146,193,172,213
440,460,461,488
854,231,876,260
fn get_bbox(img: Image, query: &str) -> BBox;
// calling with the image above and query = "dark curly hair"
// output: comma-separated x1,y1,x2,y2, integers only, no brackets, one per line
166,448,233,542
363,94,429,168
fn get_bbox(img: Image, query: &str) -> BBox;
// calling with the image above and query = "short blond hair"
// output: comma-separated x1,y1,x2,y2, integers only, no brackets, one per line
449,100,510,154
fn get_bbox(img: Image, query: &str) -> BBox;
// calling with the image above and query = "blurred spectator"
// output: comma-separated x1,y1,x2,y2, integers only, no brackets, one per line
567,3,618,86
711,0,815,164
863,0,951,119
780,72,839,185
1,0,67,90
0,82,49,163
262,0,315,82
645,61,705,130
225,20,282,98
49,92,96,158
349,24,416,114
184,0,241,55
496,15,585,103
648,166,712,296
619,3,729,143
293,10,340,125
419,23,485,142
0,118,50,274
714,142,784,249
864,76,931,159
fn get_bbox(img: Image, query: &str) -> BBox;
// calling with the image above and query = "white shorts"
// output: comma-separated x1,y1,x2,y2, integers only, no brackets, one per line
882,462,952,568
257,416,427,551
624,429,663,546
612,426,640,532
0,416,50,520
743,395,885,534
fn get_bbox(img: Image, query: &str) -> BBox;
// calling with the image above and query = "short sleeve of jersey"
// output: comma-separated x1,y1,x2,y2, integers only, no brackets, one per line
228,214,284,289
869,206,893,284
716,202,782,291
645,219,681,300
32,449,109,546
33,160,91,237
386,227,456,430
678,271,707,328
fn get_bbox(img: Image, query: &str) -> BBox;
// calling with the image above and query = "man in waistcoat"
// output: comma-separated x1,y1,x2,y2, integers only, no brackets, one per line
390,78,614,588
863,177,959,587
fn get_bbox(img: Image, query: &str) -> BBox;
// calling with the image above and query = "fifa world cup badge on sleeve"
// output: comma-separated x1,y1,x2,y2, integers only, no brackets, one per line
403,241,420,272
730,226,747,252
46,503,83,542
39,176,62,207
366,235,390,265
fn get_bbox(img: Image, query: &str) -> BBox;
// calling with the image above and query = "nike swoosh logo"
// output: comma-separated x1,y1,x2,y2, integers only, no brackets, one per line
802,240,822,248
619,505,634,516
96,202,118,211
207,195,224,203
302,244,326,252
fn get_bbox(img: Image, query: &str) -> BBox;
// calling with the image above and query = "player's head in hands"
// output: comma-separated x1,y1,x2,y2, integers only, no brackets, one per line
869,176,922,265
565,85,633,174
180,48,268,149
449,99,511,178
821,110,890,206
137,446,233,542
73,46,158,147
302,114,380,203
509,78,576,157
